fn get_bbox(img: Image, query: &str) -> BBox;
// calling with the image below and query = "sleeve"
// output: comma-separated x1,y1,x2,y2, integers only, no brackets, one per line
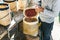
43,0,60,18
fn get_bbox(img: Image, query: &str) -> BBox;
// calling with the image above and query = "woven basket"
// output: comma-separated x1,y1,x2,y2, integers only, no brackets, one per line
0,3,11,26
23,17,39,36
23,7,41,36
18,0,28,10
3,0,17,12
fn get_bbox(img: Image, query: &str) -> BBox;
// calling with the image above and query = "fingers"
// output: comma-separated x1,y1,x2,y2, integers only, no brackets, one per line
35,5,44,13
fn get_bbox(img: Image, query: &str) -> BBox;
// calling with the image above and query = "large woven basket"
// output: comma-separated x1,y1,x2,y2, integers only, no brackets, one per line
0,3,11,26
23,17,39,36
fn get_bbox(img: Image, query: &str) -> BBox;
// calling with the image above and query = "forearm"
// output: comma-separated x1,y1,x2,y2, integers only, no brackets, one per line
43,8,59,18
43,0,60,18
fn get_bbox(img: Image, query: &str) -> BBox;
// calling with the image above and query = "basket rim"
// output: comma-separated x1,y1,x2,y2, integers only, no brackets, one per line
0,3,9,10
3,0,16,3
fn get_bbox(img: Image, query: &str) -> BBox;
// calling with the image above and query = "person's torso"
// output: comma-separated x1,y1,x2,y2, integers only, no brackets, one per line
39,0,55,23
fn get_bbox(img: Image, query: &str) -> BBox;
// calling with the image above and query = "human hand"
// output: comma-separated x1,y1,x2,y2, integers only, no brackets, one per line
35,5,44,13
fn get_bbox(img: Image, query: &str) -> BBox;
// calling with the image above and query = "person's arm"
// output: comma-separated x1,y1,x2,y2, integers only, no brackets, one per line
43,0,60,18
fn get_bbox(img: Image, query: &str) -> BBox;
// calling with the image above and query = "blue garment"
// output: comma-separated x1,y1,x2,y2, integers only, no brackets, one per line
38,17,54,40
